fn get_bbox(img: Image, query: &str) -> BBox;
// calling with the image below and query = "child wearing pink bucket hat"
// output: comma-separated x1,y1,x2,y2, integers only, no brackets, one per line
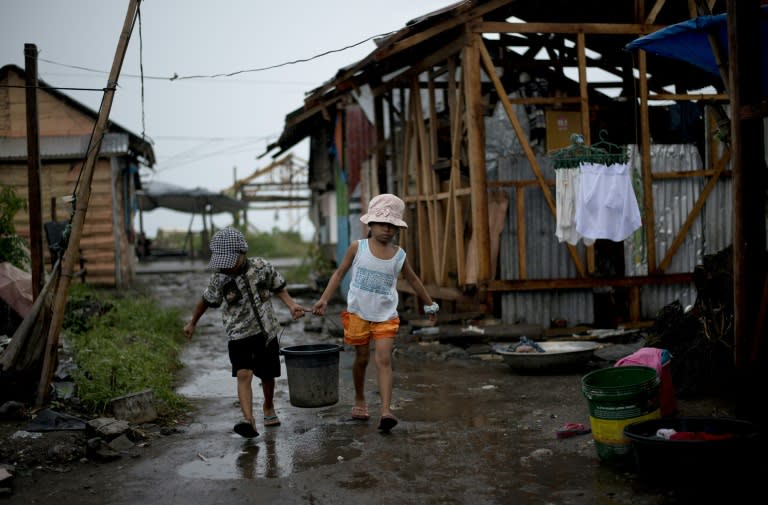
312,194,438,432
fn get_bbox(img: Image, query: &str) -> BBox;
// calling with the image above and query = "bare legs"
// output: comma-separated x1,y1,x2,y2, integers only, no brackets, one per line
236,369,255,423
236,369,277,421
261,378,276,418
353,338,395,417
374,339,394,417
352,343,370,411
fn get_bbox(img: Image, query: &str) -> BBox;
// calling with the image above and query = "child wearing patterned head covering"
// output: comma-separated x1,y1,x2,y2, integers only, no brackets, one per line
184,227,306,438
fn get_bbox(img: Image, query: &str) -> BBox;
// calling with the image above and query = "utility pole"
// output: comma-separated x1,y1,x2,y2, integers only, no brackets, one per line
24,43,44,299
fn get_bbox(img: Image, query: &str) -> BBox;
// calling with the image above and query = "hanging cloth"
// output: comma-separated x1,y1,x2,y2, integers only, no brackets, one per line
575,161,642,242
555,167,594,246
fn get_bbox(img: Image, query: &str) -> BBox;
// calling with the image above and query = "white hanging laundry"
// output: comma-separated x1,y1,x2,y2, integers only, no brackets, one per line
575,161,642,242
555,167,594,246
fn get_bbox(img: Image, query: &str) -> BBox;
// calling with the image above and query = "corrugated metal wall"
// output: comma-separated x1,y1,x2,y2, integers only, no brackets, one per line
495,152,594,326
489,116,733,326
624,143,732,317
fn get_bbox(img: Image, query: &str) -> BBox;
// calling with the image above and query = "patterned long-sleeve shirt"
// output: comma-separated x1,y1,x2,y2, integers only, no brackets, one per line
202,257,286,342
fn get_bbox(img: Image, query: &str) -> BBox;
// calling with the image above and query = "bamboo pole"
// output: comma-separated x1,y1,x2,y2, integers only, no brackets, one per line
36,0,140,407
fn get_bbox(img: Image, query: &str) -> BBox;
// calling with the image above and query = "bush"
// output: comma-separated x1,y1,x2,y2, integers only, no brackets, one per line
0,185,30,271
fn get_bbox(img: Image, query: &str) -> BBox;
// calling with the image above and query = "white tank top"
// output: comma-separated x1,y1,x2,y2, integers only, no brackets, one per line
347,239,406,322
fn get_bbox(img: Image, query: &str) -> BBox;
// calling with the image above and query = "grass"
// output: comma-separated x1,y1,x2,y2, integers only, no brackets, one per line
63,284,190,419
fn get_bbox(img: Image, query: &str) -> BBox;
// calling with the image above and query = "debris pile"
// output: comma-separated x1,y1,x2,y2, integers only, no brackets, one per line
646,246,736,396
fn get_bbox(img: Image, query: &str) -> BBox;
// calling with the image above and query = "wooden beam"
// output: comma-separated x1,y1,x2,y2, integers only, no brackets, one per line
448,56,467,286
463,33,491,283
484,273,694,291
477,37,587,277
373,37,466,95
515,186,527,279
638,51,658,272
24,44,44,299
476,21,667,35
410,78,438,283
645,0,668,24
576,32,596,274
374,0,512,61
729,0,767,371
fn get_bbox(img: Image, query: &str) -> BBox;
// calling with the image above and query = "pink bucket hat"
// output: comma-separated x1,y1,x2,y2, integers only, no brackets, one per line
360,194,408,228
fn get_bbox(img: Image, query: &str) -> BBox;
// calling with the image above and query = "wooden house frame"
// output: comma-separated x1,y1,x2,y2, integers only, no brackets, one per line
0,64,155,287
266,0,765,372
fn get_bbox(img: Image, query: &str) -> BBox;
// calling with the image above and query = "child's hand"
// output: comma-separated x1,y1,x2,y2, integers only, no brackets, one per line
290,305,306,320
312,300,327,315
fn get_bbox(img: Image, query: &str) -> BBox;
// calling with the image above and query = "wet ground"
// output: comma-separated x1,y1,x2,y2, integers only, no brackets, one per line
7,260,764,504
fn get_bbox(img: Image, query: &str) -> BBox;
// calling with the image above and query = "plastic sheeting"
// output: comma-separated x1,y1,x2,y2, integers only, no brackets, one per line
0,262,32,318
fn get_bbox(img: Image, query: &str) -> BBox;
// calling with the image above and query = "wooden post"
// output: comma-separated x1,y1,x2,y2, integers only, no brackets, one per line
729,0,766,371
36,0,140,407
637,51,657,273
463,33,490,283
24,43,44,299
373,91,387,193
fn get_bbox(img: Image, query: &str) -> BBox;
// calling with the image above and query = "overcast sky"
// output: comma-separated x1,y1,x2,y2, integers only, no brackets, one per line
1,0,450,239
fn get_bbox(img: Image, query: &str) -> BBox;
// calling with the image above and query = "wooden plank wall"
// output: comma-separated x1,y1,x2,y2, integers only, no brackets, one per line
2,69,124,286
6,160,119,286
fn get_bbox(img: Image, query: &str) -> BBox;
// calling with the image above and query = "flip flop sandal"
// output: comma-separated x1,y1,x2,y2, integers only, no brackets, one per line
378,414,398,432
351,406,370,420
264,415,281,427
234,420,259,438
556,423,591,439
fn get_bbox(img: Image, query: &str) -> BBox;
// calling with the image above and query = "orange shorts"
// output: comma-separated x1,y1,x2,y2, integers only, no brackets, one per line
341,311,400,346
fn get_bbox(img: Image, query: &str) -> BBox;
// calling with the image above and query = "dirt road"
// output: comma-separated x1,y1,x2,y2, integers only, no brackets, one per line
5,262,761,504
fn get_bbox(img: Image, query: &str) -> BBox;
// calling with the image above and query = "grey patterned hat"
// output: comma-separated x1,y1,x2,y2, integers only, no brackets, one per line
207,227,248,270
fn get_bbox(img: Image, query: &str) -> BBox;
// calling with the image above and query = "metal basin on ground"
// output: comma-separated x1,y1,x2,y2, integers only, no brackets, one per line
492,341,600,373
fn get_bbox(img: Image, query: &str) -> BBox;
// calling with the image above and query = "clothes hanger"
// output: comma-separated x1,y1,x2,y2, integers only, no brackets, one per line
588,129,629,166
550,131,628,169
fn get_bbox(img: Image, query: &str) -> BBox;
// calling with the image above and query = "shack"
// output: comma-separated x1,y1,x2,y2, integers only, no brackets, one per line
0,64,155,287
264,0,765,350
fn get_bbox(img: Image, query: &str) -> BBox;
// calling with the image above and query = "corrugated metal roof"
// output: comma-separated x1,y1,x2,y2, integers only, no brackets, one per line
0,133,131,160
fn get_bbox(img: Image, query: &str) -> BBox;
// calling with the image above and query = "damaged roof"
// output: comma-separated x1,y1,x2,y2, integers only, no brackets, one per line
265,0,728,156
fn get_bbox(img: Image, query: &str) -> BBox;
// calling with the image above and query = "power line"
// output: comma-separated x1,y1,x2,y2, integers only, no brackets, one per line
36,29,394,82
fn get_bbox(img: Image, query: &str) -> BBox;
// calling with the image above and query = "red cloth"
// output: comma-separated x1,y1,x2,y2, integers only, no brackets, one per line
669,431,735,441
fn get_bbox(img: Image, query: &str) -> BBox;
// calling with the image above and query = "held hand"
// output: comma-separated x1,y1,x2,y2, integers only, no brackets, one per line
312,300,327,316
290,305,306,320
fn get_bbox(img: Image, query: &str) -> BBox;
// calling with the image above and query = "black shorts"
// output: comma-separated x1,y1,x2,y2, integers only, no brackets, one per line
227,334,281,379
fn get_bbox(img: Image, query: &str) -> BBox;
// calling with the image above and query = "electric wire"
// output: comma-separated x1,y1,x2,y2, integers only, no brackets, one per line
31,30,395,83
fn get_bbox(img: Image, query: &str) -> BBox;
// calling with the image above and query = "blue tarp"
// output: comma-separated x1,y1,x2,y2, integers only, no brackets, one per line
625,7,768,97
